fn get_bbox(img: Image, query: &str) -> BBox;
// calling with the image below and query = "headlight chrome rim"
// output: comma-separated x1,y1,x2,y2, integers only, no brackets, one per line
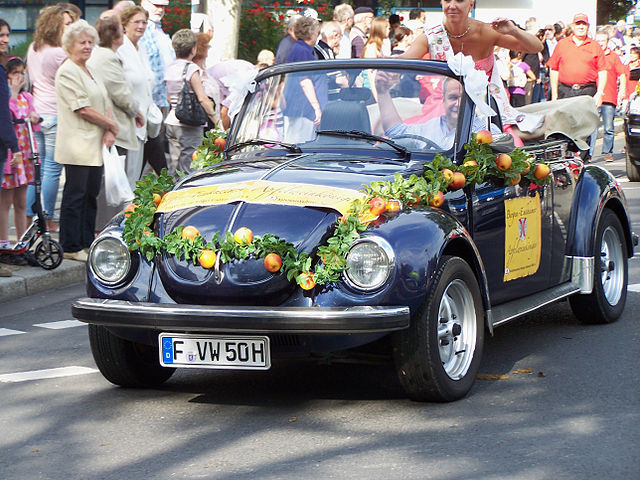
343,236,395,291
89,235,132,286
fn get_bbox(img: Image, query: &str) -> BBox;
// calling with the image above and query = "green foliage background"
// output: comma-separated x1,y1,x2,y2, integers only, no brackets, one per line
237,0,333,63
597,0,637,24
162,0,192,37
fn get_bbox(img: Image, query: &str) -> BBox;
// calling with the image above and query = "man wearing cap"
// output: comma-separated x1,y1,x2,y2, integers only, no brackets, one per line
547,13,606,107
350,6,373,58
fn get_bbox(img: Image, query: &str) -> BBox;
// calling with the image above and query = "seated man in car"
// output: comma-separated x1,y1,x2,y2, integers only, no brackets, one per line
377,75,499,151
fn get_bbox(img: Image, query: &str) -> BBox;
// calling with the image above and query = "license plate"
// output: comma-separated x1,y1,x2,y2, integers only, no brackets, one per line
159,334,270,370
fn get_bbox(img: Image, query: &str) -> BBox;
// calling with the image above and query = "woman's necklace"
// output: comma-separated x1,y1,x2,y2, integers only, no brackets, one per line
444,20,470,39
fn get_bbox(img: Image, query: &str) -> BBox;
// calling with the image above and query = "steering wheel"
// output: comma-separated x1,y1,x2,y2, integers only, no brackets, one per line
393,134,443,152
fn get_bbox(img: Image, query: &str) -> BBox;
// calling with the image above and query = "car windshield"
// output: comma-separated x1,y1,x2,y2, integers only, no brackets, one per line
230,65,469,155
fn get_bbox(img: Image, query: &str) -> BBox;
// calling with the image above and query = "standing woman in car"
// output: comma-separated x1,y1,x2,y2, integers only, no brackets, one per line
55,20,119,262
399,0,543,138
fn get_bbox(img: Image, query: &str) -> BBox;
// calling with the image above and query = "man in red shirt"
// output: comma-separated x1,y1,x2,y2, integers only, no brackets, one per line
548,14,607,105
591,30,626,162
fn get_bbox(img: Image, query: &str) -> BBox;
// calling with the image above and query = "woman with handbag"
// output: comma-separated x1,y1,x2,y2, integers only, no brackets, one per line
164,29,216,176
55,20,118,262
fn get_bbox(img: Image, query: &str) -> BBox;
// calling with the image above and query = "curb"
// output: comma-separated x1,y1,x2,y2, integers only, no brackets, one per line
0,260,86,304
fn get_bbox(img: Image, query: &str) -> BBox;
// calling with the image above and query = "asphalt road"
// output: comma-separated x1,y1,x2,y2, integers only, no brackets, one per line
1,148,639,480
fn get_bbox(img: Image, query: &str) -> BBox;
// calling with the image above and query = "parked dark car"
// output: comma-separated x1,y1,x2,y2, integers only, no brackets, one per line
625,68,640,181
73,59,637,402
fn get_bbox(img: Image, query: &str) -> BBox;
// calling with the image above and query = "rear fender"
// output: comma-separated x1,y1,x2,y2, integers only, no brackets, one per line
567,166,634,259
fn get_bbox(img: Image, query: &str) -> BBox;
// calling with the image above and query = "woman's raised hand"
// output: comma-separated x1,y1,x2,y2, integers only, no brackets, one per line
490,18,517,36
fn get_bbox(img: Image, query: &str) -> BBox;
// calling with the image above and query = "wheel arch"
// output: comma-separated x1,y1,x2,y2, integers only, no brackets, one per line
441,235,492,334
567,167,634,259
602,196,635,259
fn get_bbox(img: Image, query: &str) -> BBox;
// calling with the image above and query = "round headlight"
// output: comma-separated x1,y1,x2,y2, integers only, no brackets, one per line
89,236,131,285
344,237,394,290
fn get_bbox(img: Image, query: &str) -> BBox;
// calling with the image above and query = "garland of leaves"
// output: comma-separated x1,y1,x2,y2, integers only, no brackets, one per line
191,129,227,170
122,132,551,290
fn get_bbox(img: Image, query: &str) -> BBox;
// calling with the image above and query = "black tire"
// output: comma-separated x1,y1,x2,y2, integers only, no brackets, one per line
570,209,628,324
393,256,484,402
88,324,175,387
34,238,63,270
626,154,640,182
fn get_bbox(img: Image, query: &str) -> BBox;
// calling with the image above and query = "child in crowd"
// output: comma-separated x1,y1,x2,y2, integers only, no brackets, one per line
0,57,39,258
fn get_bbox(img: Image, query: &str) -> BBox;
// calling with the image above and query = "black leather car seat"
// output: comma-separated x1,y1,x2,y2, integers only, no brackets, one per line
319,100,371,133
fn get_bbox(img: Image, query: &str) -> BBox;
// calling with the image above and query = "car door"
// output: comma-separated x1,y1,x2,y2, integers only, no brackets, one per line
470,177,554,306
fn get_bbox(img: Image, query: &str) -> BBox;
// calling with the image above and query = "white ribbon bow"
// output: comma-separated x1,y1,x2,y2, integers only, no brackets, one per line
221,66,259,121
447,52,497,118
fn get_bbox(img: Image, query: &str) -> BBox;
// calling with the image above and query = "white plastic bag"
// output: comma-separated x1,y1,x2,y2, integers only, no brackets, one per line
147,102,162,139
102,145,134,207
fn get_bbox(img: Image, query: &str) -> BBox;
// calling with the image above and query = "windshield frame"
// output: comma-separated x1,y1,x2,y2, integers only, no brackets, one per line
227,58,475,162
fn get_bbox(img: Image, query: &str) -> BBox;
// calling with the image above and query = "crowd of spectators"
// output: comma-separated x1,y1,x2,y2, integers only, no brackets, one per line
0,2,637,275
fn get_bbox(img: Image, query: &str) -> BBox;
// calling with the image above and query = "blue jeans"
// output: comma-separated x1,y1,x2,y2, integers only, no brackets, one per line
589,104,616,157
26,114,62,218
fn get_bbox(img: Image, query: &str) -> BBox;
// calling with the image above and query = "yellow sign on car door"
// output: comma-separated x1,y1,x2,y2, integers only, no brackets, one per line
504,194,542,282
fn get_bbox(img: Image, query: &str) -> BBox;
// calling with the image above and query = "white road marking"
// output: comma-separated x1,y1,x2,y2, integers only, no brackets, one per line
33,320,84,330
0,366,98,383
0,328,25,337
628,284,640,293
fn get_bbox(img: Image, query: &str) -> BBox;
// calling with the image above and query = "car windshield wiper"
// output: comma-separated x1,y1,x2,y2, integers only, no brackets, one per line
227,138,302,154
316,129,410,160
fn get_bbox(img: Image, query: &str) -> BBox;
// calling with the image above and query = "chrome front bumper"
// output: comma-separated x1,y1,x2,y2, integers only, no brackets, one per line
72,298,411,334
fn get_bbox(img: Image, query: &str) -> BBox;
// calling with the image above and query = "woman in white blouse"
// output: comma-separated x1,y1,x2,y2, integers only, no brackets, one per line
117,5,154,184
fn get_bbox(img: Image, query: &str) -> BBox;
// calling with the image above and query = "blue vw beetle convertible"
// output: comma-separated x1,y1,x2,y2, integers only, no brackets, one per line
73,59,637,402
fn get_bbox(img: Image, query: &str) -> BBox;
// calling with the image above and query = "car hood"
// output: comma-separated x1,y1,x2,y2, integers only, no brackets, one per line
156,153,415,305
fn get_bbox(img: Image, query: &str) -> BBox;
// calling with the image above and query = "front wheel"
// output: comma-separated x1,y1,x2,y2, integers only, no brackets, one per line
570,209,628,324
89,325,175,387
393,256,484,402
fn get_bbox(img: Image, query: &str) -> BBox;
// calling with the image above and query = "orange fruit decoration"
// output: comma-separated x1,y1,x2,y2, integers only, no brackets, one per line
298,272,316,290
263,253,282,273
534,163,551,179
124,203,137,218
234,227,253,244
385,199,402,212
198,249,217,269
475,129,493,144
429,191,445,208
181,225,200,240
